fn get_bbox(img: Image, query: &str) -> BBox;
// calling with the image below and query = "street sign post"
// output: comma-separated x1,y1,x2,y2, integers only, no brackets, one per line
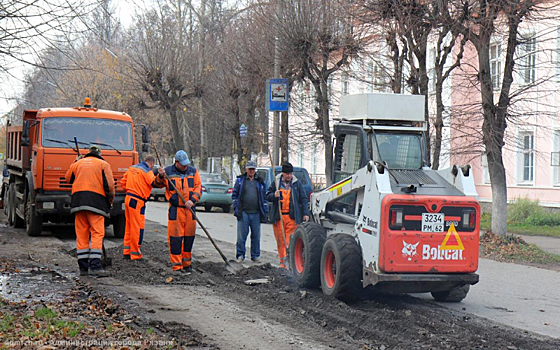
266,78,289,112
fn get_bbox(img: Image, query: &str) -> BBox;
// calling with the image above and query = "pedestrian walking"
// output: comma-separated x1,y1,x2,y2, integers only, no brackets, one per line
266,162,310,268
153,150,201,273
232,160,269,263
65,146,115,277
121,155,164,261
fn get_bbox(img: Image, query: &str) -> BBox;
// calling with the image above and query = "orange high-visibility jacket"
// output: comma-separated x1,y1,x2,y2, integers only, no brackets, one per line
154,164,201,210
65,153,115,217
121,162,156,201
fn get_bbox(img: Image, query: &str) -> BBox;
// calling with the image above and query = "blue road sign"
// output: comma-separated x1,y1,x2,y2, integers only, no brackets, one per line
240,124,247,137
266,79,289,112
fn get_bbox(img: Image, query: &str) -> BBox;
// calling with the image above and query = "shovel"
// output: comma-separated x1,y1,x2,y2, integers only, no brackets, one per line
153,149,243,274
101,242,112,268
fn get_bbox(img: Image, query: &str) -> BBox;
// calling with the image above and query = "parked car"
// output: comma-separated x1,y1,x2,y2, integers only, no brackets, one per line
197,172,233,213
256,166,313,223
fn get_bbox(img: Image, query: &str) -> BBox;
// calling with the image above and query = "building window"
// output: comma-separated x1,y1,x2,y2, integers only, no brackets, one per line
552,131,560,184
556,27,560,82
490,43,502,91
342,73,349,95
298,143,304,167
367,61,374,93
429,48,437,92
482,153,491,184
520,133,534,182
520,35,536,85
312,143,317,175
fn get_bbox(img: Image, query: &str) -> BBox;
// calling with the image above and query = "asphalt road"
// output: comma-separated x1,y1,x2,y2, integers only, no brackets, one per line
144,201,560,340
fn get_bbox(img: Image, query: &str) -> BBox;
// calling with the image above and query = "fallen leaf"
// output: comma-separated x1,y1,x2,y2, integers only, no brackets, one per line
165,277,173,283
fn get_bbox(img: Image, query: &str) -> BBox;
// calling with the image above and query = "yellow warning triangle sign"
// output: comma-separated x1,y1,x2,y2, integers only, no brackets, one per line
440,223,465,251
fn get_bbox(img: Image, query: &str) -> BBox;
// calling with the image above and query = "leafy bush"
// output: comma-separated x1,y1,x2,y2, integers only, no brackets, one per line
507,197,560,227
507,197,543,225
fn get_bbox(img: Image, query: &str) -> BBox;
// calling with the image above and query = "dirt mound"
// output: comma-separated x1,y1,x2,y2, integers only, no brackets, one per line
102,241,560,349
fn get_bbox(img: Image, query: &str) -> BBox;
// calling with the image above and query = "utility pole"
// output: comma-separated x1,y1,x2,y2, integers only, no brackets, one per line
272,1,280,166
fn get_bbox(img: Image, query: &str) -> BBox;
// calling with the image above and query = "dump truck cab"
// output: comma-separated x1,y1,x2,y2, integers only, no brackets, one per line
3,100,149,237
290,93,479,302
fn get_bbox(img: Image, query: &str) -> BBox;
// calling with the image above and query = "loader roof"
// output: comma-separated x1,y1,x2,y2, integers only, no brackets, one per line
339,93,425,124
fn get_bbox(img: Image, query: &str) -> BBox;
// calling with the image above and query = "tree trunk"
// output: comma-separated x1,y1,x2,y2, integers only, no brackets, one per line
432,80,444,170
169,108,185,151
197,0,207,170
320,79,333,185
477,24,508,236
280,111,289,163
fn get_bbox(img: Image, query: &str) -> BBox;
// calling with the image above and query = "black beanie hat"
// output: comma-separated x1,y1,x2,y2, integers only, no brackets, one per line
282,162,294,173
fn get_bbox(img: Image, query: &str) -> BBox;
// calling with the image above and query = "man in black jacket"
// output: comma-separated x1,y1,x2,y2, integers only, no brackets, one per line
266,162,309,268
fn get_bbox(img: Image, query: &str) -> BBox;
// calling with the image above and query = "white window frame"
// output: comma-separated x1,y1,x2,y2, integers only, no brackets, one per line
555,27,560,82
490,42,502,91
519,34,537,86
341,73,349,95
429,48,437,92
518,132,535,184
481,153,491,184
552,130,560,185
367,61,374,93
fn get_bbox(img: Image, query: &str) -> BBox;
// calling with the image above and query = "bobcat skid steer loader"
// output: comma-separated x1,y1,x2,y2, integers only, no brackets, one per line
289,93,480,302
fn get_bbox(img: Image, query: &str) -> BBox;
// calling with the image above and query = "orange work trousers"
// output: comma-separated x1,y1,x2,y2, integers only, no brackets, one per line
273,214,298,268
123,194,146,260
75,211,105,271
168,206,196,271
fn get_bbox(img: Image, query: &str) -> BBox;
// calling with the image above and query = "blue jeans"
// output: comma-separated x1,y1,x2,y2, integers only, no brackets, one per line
236,212,261,260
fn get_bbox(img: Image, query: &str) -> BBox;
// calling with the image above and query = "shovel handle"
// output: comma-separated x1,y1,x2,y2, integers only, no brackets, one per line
152,147,231,266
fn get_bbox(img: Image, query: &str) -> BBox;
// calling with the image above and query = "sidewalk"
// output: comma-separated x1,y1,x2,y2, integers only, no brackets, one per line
516,234,560,255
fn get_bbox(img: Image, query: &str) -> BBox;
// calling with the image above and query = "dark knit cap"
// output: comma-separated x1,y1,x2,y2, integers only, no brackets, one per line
281,162,293,173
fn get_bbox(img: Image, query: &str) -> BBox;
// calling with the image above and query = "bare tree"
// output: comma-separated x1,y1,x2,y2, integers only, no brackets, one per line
457,0,556,236
269,0,371,185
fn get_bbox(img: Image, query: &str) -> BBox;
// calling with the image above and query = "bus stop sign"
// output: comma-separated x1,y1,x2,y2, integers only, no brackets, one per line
266,79,289,112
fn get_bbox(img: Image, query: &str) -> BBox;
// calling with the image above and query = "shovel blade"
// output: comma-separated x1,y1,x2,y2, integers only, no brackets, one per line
225,260,244,274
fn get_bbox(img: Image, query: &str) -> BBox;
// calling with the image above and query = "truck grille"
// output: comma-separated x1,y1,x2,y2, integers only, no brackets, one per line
44,172,122,192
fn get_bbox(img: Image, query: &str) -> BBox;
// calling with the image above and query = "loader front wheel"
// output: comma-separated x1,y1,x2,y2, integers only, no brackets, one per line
289,222,325,288
431,284,470,302
320,234,362,302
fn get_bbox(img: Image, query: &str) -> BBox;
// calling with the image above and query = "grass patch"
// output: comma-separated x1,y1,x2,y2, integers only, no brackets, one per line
481,232,560,265
481,198,560,238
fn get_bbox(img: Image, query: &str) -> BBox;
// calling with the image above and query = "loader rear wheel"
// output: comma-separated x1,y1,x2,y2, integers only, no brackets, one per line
288,222,325,288
431,284,470,302
320,234,362,302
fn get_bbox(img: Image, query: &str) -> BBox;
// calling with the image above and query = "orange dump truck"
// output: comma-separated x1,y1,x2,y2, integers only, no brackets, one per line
1,100,149,237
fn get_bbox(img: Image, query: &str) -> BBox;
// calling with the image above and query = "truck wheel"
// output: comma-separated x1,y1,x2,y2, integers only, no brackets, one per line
10,184,25,228
25,194,43,236
289,222,326,288
7,184,15,226
320,234,362,302
112,214,126,238
431,285,470,302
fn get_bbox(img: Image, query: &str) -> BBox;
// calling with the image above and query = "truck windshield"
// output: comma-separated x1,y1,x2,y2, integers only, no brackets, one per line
374,133,422,170
42,117,133,151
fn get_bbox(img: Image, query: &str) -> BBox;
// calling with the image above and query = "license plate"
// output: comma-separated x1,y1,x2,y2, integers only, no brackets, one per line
422,213,444,232
209,188,223,193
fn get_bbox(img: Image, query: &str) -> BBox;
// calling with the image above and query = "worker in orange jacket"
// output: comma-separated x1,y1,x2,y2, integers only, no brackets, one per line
65,146,115,277
154,150,201,273
121,155,164,261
